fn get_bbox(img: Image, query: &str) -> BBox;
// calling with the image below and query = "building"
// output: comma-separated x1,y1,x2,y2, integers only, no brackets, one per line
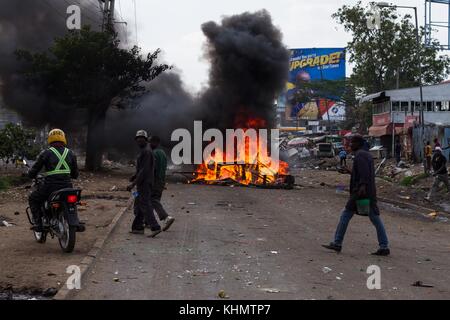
361,82,450,160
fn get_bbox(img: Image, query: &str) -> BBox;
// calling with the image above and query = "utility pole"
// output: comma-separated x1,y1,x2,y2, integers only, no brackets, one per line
98,0,115,32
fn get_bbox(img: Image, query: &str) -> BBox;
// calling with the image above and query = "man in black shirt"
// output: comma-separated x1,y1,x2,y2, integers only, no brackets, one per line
425,147,449,201
322,135,390,256
127,130,161,237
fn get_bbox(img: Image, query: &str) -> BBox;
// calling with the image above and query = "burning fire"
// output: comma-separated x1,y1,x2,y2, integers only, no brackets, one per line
193,116,289,186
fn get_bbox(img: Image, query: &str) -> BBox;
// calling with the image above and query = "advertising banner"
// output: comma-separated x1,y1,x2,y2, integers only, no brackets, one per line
280,48,346,121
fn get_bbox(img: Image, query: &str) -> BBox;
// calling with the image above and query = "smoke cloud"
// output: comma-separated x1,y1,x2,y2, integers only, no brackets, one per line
0,0,105,129
105,10,290,155
1,5,289,157
199,10,290,130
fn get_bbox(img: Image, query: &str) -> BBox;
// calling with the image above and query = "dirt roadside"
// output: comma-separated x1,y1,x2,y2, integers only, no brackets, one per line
0,167,133,299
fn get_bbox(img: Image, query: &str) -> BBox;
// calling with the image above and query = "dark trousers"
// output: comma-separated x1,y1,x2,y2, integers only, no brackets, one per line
29,182,72,223
150,184,168,221
132,186,160,231
340,158,346,167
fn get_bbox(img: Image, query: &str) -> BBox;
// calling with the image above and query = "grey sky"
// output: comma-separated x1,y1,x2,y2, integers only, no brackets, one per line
115,0,448,93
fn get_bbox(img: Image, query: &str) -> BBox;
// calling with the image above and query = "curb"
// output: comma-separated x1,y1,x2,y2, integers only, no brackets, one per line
378,196,449,222
53,197,133,300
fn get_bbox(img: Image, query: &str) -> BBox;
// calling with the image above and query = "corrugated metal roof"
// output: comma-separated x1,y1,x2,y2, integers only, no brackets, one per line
360,82,450,103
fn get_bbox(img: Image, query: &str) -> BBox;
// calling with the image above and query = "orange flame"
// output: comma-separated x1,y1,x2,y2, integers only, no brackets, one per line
193,116,289,186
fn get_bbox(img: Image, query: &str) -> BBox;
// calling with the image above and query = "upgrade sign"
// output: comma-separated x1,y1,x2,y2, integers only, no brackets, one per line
282,48,346,121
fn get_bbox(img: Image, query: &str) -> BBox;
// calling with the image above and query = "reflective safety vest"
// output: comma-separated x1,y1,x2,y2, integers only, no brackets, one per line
45,147,71,176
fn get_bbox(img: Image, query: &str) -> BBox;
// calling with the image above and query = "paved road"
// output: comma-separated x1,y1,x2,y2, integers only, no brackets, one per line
72,183,450,300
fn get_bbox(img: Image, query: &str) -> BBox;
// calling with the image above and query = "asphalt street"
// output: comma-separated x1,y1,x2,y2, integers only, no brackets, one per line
72,183,450,300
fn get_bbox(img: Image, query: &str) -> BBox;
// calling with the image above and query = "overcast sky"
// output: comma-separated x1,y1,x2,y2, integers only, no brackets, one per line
115,0,449,93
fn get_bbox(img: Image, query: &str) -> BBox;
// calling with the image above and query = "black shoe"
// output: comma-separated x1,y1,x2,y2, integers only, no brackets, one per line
147,229,162,238
162,216,175,232
322,243,342,253
371,248,390,256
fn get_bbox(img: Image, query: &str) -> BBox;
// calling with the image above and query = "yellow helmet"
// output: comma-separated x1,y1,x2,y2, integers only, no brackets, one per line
48,129,67,145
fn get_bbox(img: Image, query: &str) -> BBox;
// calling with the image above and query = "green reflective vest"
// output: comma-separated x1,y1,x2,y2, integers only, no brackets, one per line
45,147,71,176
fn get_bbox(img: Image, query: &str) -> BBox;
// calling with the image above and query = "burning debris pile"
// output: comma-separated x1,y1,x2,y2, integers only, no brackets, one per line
193,118,291,187
190,10,291,188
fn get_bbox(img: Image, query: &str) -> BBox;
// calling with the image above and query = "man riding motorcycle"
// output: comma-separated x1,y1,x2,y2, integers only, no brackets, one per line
28,129,79,232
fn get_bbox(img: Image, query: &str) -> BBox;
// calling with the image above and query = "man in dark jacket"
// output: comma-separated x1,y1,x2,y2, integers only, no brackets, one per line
323,135,390,256
28,129,79,232
145,136,175,231
127,130,161,237
425,147,449,201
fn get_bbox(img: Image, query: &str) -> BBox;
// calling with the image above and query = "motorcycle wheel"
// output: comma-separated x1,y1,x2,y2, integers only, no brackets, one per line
58,215,76,253
34,230,47,243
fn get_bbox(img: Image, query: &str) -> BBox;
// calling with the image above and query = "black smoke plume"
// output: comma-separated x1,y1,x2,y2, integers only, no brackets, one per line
0,0,105,129
199,9,290,130
105,10,289,156
1,5,289,157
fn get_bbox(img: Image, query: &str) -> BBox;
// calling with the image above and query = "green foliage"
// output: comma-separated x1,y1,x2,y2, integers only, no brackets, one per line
16,26,170,112
15,26,171,170
0,123,39,162
333,1,450,94
400,173,428,186
0,175,29,191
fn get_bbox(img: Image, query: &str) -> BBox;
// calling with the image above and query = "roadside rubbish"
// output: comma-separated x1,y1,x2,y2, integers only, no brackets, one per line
335,184,346,194
412,281,434,288
322,267,332,274
428,212,438,218
218,290,229,299
1,218,14,227
263,288,280,293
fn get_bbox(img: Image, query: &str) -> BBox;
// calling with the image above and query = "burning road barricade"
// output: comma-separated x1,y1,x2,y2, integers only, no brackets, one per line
184,118,294,189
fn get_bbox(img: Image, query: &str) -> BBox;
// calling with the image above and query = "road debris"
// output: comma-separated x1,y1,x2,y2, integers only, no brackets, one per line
218,290,229,299
322,267,332,274
412,281,434,288
262,288,280,293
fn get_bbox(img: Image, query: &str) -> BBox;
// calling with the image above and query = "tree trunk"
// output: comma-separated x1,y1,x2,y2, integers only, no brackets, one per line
85,109,107,172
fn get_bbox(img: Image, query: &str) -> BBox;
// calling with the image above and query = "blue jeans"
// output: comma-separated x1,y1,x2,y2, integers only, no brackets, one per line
334,208,389,249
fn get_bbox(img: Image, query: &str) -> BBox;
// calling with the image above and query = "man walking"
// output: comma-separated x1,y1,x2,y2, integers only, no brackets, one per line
425,141,433,174
145,136,175,231
323,135,390,256
425,147,449,201
338,148,347,167
127,130,162,237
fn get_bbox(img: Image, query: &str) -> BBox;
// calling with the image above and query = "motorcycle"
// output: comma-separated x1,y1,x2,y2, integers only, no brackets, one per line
24,160,85,253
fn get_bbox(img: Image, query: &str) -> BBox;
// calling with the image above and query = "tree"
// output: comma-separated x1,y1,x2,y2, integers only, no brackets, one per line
16,27,170,171
333,1,450,94
0,123,39,165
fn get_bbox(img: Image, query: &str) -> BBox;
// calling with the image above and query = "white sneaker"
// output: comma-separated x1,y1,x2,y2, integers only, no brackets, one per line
162,216,175,232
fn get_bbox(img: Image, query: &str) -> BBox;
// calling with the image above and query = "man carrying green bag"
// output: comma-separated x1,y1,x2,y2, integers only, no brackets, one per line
323,135,390,256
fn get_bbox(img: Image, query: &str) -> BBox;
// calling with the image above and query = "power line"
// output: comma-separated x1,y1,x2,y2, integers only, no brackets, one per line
133,0,138,45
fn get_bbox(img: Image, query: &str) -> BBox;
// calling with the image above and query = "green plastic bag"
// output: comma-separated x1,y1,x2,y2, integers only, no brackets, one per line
356,199,370,216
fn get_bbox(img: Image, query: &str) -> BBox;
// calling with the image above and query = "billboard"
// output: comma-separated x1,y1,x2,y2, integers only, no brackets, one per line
279,48,346,122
